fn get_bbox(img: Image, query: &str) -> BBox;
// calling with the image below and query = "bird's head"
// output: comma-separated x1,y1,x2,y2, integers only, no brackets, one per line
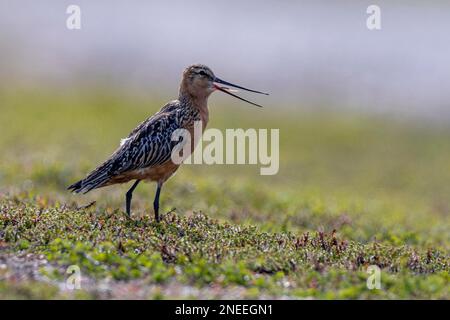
180,64,268,107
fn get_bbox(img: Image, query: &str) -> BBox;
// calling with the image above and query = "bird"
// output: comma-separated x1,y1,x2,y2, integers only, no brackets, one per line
68,64,268,222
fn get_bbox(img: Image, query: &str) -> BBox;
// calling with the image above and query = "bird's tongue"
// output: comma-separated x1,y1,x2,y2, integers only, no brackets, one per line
214,85,238,93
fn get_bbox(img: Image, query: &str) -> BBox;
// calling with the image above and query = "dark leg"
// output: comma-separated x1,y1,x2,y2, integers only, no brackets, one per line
153,182,162,222
125,180,141,217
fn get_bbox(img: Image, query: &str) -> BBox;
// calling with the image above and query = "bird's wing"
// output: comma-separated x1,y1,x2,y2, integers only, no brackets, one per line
125,100,180,139
109,109,182,174
109,99,187,174
68,101,184,193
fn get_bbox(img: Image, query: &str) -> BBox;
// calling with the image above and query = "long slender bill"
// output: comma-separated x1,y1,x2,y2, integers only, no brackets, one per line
214,77,269,95
214,84,264,108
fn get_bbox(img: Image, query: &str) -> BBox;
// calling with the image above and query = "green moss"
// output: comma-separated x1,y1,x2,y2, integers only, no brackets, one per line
0,198,448,299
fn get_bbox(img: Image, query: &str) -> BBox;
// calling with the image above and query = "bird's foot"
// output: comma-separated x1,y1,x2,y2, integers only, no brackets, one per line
155,208,177,223
122,210,135,222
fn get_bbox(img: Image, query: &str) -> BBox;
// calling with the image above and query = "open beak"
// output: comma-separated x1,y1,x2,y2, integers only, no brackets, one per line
213,77,269,108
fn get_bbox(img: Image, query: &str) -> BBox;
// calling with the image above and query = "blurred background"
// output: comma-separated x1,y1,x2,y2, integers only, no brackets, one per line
1,0,450,120
0,1,449,246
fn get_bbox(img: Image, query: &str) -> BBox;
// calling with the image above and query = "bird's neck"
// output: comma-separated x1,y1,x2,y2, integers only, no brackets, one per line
179,91,209,128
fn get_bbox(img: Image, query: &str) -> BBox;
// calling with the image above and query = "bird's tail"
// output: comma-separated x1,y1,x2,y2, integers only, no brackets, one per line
68,160,114,194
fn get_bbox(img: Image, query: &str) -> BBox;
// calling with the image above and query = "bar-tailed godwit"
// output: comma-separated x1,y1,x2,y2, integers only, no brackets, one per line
68,64,268,221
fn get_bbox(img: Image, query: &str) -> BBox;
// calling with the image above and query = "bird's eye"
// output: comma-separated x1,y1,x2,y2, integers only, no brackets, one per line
198,70,207,76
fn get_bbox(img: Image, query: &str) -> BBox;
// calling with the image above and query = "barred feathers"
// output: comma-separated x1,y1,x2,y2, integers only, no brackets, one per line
67,100,200,194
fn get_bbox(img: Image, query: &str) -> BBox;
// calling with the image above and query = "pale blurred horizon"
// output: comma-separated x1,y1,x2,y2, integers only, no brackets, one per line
1,0,450,121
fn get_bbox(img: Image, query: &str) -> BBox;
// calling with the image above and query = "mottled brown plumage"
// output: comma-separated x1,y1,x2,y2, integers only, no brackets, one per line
68,64,267,221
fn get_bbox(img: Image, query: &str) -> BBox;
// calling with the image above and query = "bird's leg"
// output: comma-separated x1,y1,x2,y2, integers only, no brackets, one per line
153,182,162,222
125,180,141,217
